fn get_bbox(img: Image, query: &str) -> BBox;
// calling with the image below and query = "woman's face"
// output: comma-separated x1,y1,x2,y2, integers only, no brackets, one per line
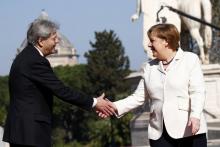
148,35,168,60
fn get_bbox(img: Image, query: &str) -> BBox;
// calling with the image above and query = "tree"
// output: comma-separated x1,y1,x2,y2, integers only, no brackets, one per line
84,30,132,146
51,30,132,147
0,76,9,126
85,30,130,98
52,64,94,146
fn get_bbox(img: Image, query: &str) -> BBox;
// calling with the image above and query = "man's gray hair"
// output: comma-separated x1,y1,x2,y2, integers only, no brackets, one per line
27,19,59,45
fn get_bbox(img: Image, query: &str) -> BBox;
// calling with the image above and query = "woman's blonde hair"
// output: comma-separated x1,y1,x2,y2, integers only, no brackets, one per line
147,23,180,50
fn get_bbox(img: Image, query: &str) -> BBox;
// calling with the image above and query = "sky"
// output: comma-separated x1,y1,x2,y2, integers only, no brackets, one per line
0,0,147,76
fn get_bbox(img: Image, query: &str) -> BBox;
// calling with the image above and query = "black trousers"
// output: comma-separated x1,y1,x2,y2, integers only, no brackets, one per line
149,125,207,147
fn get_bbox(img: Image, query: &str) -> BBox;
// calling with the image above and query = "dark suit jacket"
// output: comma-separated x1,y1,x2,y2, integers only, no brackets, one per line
3,44,94,146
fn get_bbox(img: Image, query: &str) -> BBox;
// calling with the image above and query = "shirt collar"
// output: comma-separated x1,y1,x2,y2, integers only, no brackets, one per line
158,48,184,73
34,46,44,57
174,48,184,60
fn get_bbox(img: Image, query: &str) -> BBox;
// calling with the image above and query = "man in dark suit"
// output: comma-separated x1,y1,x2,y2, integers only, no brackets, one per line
3,19,115,147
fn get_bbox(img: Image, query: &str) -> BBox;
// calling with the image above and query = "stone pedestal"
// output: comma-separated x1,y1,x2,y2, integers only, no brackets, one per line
202,64,220,121
130,112,150,146
128,64,220,146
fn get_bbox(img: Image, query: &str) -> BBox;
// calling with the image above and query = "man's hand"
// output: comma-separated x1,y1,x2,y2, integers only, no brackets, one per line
187,117,200,135
97,98,117,119
94,93,116,117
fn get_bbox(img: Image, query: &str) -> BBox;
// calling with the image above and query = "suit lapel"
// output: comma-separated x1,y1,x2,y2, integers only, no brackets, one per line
158,48,184,73
157,62,166,74
26,44,52,66
169,48,184,70
28,44,43,57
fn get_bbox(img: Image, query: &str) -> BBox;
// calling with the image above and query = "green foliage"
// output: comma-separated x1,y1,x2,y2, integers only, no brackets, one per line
0,30,134,146
52,64,94,144
83,30,132,146
85,30,130,99
53,64,91,91
0,76,9,126
50,30,133,147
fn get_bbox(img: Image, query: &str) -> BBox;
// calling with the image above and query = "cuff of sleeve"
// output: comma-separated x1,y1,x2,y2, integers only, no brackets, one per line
92,98,97,108
190,112,201,119
113,102,124,118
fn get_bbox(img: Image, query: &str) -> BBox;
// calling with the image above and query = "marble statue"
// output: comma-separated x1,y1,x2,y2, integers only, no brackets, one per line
131,0,212,64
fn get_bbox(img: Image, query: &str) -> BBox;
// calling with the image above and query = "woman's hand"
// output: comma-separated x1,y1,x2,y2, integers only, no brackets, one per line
187,117,200,135
96,99,117,119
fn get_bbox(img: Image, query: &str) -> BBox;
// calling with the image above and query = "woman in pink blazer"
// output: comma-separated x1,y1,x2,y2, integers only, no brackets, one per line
99,23,207,147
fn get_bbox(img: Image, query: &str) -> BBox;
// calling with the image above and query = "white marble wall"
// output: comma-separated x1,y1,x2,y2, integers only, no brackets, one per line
202,64,220,121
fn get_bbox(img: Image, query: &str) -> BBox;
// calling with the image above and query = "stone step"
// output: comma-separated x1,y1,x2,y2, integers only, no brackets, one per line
207,139,220,147
207,120,220,140
208,127,220,140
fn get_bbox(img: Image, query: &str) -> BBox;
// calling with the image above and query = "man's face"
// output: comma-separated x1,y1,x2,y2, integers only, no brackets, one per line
40,32,59,56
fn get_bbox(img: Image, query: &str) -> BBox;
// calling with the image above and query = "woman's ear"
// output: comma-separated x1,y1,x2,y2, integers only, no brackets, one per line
164,40,168,47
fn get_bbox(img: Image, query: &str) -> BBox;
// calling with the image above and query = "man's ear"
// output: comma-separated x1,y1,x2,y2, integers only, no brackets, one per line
37,37,44,47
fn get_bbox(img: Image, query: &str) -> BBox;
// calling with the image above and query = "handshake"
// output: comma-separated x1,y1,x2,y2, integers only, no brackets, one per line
94,93,118,118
